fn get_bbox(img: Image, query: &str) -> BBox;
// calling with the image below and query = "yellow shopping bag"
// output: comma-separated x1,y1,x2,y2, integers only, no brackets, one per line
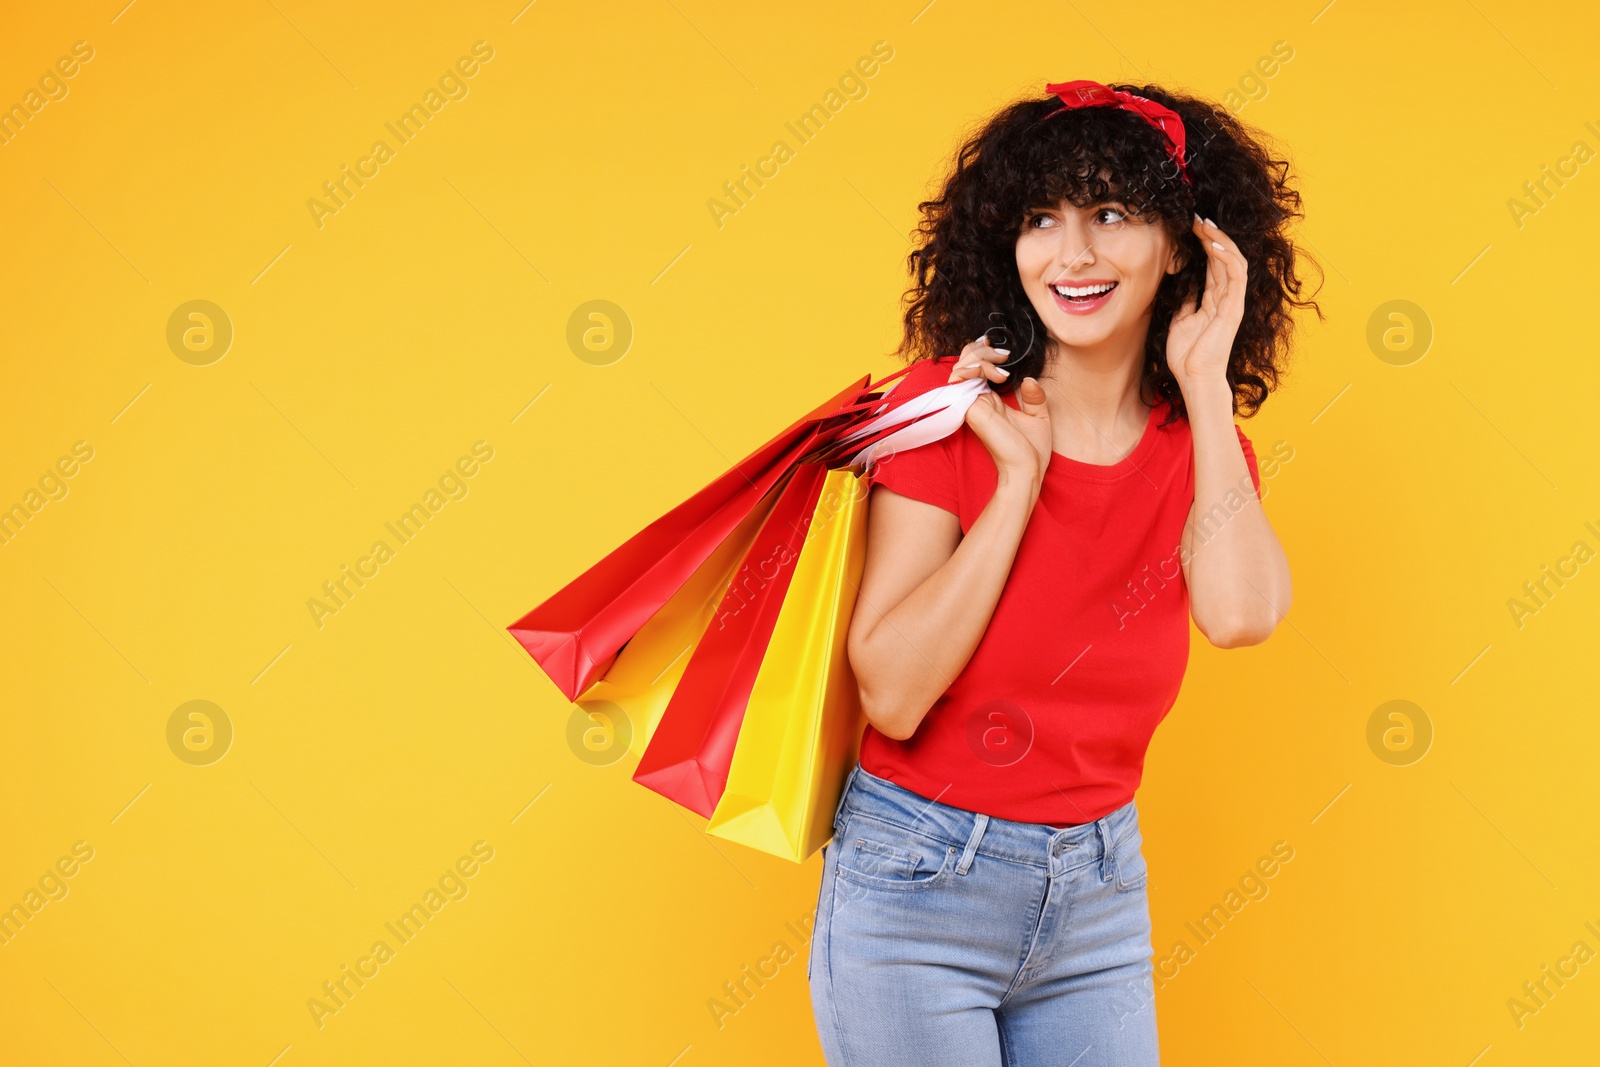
576,478,788,761
704,466,870,862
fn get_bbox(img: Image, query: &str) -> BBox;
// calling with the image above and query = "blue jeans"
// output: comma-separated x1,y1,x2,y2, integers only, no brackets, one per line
808,762,1159,1066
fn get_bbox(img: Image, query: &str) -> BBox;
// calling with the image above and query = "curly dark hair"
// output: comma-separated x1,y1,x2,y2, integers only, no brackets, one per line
894,82,1323,425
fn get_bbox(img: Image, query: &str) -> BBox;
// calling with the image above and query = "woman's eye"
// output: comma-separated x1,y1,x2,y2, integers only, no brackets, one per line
1024,207,1126,229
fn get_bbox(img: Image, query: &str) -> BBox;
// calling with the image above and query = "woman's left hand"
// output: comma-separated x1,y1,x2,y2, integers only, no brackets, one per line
1166,215,1248,392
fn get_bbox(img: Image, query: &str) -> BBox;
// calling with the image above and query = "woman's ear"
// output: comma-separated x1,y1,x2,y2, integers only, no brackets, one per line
1165,236,1189,275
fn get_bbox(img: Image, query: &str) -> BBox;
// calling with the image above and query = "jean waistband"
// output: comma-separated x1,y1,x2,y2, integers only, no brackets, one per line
834,762,1140,870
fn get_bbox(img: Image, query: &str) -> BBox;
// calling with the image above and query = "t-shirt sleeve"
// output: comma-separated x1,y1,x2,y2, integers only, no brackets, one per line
1236,424,1262,500
860,356,964,517
865,437,960,516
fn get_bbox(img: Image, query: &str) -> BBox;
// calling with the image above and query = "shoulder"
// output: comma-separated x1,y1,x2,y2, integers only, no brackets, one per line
887,356,958,401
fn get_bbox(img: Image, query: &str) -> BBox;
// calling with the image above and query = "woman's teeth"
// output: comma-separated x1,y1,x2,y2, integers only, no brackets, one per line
1052,281,1117,301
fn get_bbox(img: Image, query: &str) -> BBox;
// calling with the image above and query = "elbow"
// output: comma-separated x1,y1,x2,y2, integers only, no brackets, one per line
849,626,914,740
878,716,919,742
1207,621,1268,649
1205,598,1290,649
1200,567,1293,648
874,716,920,742
857,685,919,741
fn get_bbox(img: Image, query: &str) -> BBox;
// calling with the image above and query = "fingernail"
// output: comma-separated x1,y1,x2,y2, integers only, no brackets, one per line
1211,240,1223,250
994,348,1010,355
1206,218,1216,227
995,366,1011,376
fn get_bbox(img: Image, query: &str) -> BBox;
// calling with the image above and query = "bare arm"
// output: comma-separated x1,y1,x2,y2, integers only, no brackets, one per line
1179,376,1292,646
847,476,1037,740
846,340,1052,741
1168,215,1292,647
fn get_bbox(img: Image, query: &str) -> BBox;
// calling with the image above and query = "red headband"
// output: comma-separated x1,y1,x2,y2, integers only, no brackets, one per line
1042,80,1191,185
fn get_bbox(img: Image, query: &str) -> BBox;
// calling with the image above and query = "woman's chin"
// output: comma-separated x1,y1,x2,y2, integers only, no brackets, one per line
1042,319,1119,350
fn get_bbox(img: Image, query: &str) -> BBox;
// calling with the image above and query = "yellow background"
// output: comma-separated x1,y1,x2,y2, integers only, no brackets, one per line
2,0,1597,1063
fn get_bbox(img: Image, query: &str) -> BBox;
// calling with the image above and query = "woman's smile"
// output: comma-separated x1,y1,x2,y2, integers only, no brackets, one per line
1017,197,1178,347
1049,278,1119,315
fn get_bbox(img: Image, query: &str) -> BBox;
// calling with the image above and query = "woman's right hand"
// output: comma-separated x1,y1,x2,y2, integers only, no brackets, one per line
966,379,1052,494
947,334,1013,386
952,337,1051,494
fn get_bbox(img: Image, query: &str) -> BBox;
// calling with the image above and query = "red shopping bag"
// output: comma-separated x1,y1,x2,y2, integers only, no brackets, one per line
631,461,830,816
576,476,792,762
509,374,872,701
507,358,974,710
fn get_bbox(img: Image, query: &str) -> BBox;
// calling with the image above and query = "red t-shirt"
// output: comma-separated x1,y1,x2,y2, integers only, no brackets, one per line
859,356,1262,825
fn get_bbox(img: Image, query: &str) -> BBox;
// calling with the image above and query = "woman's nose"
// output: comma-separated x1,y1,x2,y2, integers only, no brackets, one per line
1055,229,1095,271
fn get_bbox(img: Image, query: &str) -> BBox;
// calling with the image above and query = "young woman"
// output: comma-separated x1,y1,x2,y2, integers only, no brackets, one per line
807,81,1321,1066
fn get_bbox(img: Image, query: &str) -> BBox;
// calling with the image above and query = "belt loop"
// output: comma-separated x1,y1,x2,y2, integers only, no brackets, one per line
833,762,861,833
1095,816,1115,883
956,813,989,875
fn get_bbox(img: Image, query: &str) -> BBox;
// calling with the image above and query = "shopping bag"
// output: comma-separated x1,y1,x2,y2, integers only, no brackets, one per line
704,466,870,862
509,373,873,702
631,461,830,817
826,366,987,471
508,359,986,706
573,472,792,760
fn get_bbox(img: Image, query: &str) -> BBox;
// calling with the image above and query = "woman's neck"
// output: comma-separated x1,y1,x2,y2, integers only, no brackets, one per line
1035,345,1152,464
